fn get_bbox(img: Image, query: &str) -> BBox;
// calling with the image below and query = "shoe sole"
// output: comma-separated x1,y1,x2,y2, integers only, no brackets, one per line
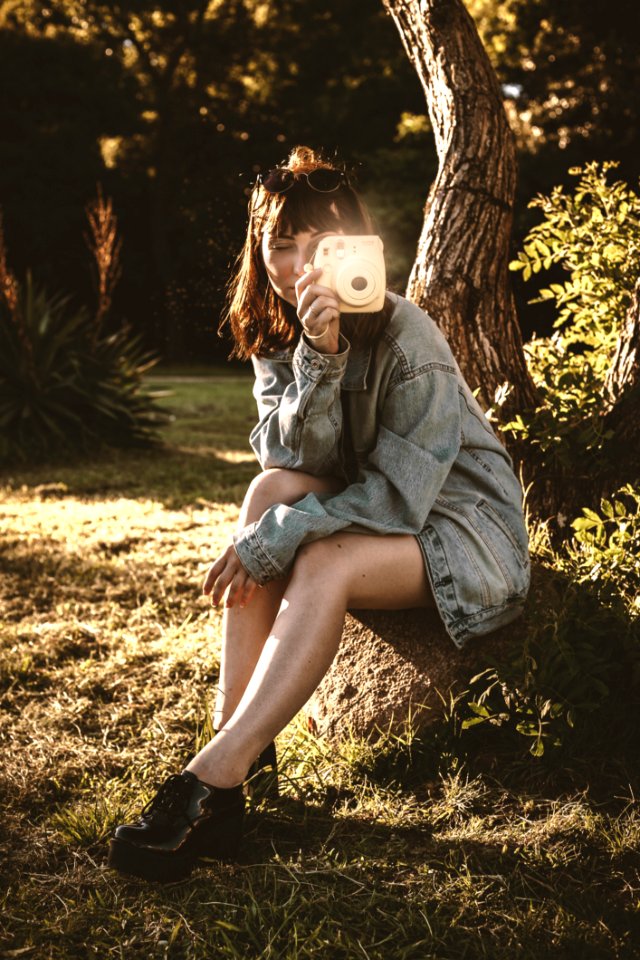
108,838,195,883
108,815,244,883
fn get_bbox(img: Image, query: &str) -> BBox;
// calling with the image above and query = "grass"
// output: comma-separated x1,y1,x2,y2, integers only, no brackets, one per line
0,368,638,959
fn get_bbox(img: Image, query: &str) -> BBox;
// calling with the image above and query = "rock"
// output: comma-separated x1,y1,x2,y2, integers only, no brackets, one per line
304,606,517,744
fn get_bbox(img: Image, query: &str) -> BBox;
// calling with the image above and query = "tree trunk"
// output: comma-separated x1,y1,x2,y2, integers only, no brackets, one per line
381,0,538,415
603,276,640,479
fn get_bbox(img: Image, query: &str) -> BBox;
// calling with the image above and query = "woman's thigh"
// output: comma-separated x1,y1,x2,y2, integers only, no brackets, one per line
295,532,434,610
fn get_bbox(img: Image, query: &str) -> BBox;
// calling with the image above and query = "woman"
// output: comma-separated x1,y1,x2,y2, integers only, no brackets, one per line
108,146,530,882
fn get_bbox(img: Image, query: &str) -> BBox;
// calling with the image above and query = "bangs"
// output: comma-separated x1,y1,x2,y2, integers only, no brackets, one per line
277,186,346,235
252,182,371,241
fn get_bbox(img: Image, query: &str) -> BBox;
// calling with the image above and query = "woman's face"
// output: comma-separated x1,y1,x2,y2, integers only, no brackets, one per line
261,226,344,307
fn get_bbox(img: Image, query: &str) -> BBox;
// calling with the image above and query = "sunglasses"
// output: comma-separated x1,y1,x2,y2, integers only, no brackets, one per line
256,167,349,194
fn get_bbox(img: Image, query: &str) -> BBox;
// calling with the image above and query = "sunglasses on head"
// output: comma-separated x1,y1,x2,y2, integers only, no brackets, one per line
256,167,349,194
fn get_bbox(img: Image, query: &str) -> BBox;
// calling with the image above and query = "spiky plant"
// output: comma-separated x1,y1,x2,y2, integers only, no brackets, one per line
0,273,166,463
0,191,168,464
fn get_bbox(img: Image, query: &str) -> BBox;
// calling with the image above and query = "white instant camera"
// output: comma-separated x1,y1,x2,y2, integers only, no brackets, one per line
313,235,386,313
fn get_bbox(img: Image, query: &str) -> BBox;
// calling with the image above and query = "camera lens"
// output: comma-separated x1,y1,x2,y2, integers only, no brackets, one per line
351,276,368,292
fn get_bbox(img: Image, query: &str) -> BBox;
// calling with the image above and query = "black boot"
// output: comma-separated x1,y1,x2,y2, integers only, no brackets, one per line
245,740,279,800
108,771,245,883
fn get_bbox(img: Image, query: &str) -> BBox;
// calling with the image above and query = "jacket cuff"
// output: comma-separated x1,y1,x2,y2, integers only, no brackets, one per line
233,523,286,585
293,333,350,382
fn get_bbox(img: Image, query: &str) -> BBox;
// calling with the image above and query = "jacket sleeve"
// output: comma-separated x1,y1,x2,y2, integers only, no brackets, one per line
249,333,350,475
234,364,462,584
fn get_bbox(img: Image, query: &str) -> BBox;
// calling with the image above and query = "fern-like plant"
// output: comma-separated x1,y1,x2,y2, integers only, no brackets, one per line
0,272,165,463
0,193,167,464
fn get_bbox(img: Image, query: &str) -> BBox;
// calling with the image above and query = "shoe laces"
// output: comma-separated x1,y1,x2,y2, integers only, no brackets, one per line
140,773,194,825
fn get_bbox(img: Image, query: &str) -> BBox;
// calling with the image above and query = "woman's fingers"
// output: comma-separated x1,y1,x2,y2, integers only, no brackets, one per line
225,567,248,608
211,560,236,606
240,578,259,608
202,554,227,595
298,292,341,341
304,294,339,317
298,285,339,319
294,266,322,302
221,568,259,608
203,545,258,608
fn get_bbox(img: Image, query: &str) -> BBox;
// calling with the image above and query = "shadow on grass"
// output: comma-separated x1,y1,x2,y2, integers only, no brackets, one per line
43,787,634,960
1,375,260,509
0,442,259,510
2,694,638,959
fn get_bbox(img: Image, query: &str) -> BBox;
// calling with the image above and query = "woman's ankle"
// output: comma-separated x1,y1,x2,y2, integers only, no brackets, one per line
184,757,246,789
185,733,256,789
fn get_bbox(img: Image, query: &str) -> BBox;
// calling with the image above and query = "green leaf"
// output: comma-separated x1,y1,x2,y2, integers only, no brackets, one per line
572,517,599,532
461,716,489,729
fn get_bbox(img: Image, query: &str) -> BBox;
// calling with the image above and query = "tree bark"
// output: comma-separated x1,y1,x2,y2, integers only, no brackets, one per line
603,275,640,478
381,0,538,415
605,276,640,408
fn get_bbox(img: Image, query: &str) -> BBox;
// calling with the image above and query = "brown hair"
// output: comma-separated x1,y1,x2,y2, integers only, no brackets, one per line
222,145,393,359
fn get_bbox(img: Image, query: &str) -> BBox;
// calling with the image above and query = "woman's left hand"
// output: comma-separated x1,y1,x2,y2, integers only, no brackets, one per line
202,544,259,608
295,266,341,354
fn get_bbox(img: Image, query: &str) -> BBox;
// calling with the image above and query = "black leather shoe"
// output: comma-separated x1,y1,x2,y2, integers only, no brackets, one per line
108,771,245,883
245,741,279,800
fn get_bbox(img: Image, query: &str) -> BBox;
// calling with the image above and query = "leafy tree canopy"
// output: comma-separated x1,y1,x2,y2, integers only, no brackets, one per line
468,0,640,169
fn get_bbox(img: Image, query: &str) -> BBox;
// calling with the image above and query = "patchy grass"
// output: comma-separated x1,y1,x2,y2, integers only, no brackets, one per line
1,370,638,959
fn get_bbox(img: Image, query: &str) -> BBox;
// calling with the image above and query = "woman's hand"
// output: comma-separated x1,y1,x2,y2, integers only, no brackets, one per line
295,266,341,354
202,544,259,609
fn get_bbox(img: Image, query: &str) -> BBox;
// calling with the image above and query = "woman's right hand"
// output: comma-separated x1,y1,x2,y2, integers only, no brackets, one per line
202,544,259,609
295,266,341,354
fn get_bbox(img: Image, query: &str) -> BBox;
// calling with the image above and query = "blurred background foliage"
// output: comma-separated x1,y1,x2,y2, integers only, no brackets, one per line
0,0,639,360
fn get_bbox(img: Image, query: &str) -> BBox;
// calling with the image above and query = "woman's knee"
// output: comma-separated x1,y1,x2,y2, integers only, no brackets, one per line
240,469,338,527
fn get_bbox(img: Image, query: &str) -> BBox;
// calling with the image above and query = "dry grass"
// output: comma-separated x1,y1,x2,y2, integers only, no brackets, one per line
0,373,638,959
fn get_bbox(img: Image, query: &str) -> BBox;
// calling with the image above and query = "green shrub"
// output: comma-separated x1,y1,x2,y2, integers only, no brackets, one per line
460,486,639,756
504,161,640,473
0,273,166,463
567,484,640,615
470,163,640,755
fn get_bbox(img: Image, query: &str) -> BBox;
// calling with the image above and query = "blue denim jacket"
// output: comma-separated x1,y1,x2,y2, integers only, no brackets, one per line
234,293,530,648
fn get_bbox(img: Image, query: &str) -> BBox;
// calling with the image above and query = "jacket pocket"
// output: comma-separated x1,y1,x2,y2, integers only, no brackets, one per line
476,499,529,568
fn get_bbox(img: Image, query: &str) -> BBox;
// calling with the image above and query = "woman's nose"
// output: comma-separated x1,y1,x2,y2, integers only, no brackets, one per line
293,248,308,276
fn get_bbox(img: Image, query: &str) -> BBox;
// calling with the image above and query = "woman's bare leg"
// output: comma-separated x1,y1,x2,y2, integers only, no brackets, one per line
188,532,433,787
213,469,343,730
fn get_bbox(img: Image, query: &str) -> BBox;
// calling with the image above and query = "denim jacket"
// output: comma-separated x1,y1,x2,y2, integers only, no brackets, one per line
234,293,530,648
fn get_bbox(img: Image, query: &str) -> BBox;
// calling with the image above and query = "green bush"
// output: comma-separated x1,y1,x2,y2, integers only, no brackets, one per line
0,273,167,463
462,162,639,755
460,486,639,756
504,161,640,473
568,484,640,614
